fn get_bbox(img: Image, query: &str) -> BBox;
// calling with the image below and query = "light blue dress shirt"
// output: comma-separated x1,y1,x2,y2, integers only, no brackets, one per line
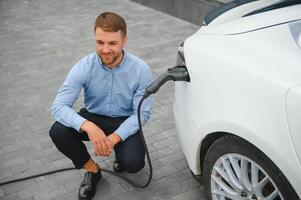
51,51,153,141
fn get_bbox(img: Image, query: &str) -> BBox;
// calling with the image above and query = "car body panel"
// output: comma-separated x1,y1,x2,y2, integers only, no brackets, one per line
286,84,301,165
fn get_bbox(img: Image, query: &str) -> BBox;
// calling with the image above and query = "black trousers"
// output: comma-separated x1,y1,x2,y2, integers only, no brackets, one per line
49,108,145,173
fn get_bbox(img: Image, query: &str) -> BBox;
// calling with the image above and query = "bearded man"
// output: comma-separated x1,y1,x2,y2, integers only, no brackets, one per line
49,12,152,200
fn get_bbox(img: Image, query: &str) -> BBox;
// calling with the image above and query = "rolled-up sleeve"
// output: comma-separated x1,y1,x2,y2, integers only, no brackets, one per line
115,64,153,141
51,59,89,132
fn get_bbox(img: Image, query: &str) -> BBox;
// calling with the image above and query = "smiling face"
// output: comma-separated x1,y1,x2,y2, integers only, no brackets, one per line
95,27,127,68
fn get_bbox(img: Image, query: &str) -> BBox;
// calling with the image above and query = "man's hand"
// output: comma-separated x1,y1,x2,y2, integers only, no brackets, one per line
106,132,122,148
80,120,112,157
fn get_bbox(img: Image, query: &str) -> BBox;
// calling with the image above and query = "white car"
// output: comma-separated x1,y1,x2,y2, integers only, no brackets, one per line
173,0,301,199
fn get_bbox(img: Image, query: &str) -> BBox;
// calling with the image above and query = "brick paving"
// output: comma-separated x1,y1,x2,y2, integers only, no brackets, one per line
0,0,204,199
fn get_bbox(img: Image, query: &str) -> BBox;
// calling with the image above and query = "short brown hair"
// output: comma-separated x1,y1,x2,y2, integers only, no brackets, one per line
94,12,127,37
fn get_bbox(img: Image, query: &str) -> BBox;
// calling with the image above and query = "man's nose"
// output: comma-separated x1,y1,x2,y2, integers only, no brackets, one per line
102,44,110,53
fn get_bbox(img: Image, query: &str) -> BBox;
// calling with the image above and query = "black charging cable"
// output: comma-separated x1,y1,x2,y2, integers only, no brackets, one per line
0,65,190,188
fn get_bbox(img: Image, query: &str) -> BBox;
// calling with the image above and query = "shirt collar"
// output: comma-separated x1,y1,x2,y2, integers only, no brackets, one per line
97,49,127,71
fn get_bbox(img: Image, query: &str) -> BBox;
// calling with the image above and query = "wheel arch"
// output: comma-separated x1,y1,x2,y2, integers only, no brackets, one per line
199,131,230,175
199,132,278,175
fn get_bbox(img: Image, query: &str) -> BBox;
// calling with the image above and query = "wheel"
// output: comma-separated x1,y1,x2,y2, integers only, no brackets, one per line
203,135,299,200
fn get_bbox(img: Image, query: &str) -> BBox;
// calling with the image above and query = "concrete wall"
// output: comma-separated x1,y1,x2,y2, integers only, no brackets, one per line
130,0,230,25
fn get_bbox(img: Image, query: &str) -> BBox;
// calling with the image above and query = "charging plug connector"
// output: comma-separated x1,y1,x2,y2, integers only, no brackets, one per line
144,65,190,98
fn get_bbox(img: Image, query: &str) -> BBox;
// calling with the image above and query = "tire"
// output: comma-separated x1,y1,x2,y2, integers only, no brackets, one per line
203,135,299,200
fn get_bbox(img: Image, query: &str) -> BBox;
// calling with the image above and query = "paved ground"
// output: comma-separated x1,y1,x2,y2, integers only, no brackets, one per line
0,0,203,199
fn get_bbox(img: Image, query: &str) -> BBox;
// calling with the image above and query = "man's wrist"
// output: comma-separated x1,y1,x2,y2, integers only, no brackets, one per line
108,132,122,145
80,120,91,133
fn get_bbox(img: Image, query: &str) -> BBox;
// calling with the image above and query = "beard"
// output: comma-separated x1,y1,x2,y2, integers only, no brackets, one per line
98,51,121,67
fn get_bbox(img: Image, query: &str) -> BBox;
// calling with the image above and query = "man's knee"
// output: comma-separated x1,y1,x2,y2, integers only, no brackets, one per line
49,122,70,142
123,158,145,173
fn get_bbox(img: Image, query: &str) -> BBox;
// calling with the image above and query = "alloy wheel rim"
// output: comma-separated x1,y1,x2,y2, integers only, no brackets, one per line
210,153,283,200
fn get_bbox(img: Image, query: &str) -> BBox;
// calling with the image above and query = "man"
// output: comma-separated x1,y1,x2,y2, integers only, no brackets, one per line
49,12,152,200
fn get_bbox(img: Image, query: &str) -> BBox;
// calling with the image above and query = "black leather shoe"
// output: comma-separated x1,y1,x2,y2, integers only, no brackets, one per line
113,160,124,173
78,168,102,200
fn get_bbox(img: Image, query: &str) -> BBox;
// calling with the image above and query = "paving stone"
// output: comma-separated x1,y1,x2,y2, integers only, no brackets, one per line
0,193,21,200
0,168,13,183
173,159,189,170
9,160,42,174
22,162,57,177
145,160,165,172
153,137,179,150
1,142,31,156
52,158,73,168
145,143,158,153
33,185,68,200
1,157,26,168
17,182,52,200
0,138,17,149
24,147,55,161
52,192,76,200
168,188,203,200
145,133,167,144
63,179,80,192
159,151,184,166
22,197,35,200
155,178,200,200
38,151,65,165
108,189,160,200
168,142,183,152
1,179,37,195
150,123,175,135
94,183,126,200
152,165,179,180
156,168,194,187
48,170,81,187
0,188,4,198
150,147,173,160
17,182,68,200
161,128,177,138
